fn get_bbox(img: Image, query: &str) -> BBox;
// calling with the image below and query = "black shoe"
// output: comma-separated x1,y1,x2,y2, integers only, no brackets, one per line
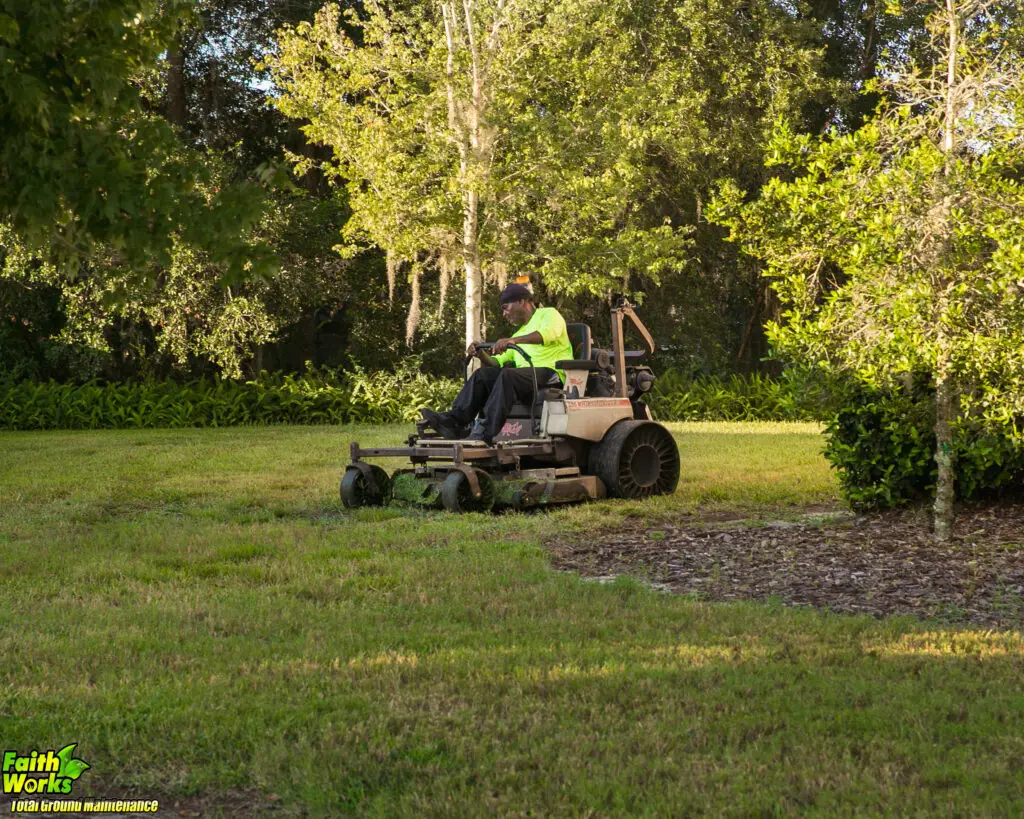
419,408,444,427
420,408,468,440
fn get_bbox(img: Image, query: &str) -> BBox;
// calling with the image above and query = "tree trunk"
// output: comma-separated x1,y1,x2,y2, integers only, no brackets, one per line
406,263,423,346
464,190,483,375
933,363,956,543
165,42,187,130
930,0,961,543
441,2,484,374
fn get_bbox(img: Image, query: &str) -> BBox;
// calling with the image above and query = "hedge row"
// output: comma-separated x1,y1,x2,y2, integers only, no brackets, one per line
648,370,822,422
0,367,819,430
823,381,1024,510
0,364,462,430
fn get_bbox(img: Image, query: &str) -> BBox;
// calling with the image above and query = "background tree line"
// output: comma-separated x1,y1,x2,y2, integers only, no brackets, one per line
0,0,933,384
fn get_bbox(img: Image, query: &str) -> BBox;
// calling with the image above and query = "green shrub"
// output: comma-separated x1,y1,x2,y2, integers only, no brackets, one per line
821,380,1024,511
822,384,935,510
649,370,823,422
0,359,461,430
1,366,826,430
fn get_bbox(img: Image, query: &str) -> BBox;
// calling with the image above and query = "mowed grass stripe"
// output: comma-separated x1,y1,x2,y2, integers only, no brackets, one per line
2,423,1022,816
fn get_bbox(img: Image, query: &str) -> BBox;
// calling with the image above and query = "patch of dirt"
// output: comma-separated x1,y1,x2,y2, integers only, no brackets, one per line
548,504,1024,628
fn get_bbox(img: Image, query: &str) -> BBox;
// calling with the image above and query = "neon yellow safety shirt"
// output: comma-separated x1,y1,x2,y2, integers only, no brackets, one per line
494,306,573,381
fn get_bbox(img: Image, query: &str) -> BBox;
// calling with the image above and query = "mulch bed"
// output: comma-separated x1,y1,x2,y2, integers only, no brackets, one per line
547,505,1024,629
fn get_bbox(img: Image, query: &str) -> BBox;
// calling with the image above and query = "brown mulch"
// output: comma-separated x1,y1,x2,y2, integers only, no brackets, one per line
547,505,1024,629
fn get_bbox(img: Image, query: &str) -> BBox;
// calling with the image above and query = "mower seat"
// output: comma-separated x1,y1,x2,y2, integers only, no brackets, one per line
556,322,609,398
555,323,597,370
567,323,592,360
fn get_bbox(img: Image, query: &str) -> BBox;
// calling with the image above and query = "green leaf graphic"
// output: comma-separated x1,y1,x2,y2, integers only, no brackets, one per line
56,744,89,780
65,759,89,780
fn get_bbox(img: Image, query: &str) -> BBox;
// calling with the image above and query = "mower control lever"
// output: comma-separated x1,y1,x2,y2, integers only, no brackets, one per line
471,341,533,366
505,343,532,365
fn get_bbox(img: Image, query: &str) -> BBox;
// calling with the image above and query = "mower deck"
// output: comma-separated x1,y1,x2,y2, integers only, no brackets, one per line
345,438,604,512
350,437,563,463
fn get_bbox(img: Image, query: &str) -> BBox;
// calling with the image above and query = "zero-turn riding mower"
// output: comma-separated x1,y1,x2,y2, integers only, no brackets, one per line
341,299,680,513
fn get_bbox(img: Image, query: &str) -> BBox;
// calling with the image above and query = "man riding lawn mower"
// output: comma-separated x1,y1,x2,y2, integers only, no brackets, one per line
420,283,572,444
342,285,680,513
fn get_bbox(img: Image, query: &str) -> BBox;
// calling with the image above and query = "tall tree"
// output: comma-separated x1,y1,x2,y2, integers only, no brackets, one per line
269,0,825,351
271,0,546,348
713,0,1024,540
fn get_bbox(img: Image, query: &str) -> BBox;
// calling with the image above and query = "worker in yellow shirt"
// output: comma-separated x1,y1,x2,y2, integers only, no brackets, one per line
420,283,572,444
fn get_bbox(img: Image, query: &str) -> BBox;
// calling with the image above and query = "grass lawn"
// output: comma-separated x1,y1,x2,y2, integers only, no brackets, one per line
2,422,1023,816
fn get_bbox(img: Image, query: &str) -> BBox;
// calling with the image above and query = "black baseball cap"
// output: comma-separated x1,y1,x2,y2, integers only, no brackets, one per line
499,283,533,306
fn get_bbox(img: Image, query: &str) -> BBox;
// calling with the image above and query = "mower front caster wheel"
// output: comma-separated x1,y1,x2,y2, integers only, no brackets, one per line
341,465,392,508
441,469,496,513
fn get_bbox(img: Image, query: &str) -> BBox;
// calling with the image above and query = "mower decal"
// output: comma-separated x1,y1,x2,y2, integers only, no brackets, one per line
499,421,524,436
564,398,631,410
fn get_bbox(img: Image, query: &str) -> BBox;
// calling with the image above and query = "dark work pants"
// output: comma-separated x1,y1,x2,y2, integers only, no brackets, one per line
449,366,559,440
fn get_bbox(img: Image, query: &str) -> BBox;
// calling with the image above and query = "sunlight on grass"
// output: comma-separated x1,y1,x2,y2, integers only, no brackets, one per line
867,631,1024,658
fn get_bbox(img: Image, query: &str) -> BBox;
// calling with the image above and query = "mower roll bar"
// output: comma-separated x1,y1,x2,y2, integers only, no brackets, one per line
610,301,655,399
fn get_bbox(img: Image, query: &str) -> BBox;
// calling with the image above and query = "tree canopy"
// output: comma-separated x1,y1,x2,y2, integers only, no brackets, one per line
8,0,1020,405
269,0,826,347
0,0,270,275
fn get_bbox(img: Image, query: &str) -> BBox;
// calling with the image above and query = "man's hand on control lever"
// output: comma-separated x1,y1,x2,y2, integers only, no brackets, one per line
467,341,498,367
495,331,543,356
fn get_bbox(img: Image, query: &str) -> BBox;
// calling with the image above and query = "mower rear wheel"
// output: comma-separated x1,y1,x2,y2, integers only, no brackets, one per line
441,469,496,513
589,420,680,499
341,464,392,508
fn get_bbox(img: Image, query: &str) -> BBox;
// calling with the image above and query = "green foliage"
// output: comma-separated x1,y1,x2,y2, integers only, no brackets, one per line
711,1,1024,528
496,0,827,298
170,0,329,174
0,0,272,277
1,366,828,430
269,0,824,308
823,382,937,510
649,370,823,422
342,363,460,425
0,184,355,381
0,360,461,430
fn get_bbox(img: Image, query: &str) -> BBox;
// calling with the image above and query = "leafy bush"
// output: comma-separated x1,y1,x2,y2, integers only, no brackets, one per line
649,370,823,422
649,370,1024,510
822,380,1024,511
0,359,461,430
2,365,826,430
822,384,935,510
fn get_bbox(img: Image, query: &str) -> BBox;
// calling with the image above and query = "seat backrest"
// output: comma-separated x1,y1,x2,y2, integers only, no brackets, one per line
566,323,591,360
